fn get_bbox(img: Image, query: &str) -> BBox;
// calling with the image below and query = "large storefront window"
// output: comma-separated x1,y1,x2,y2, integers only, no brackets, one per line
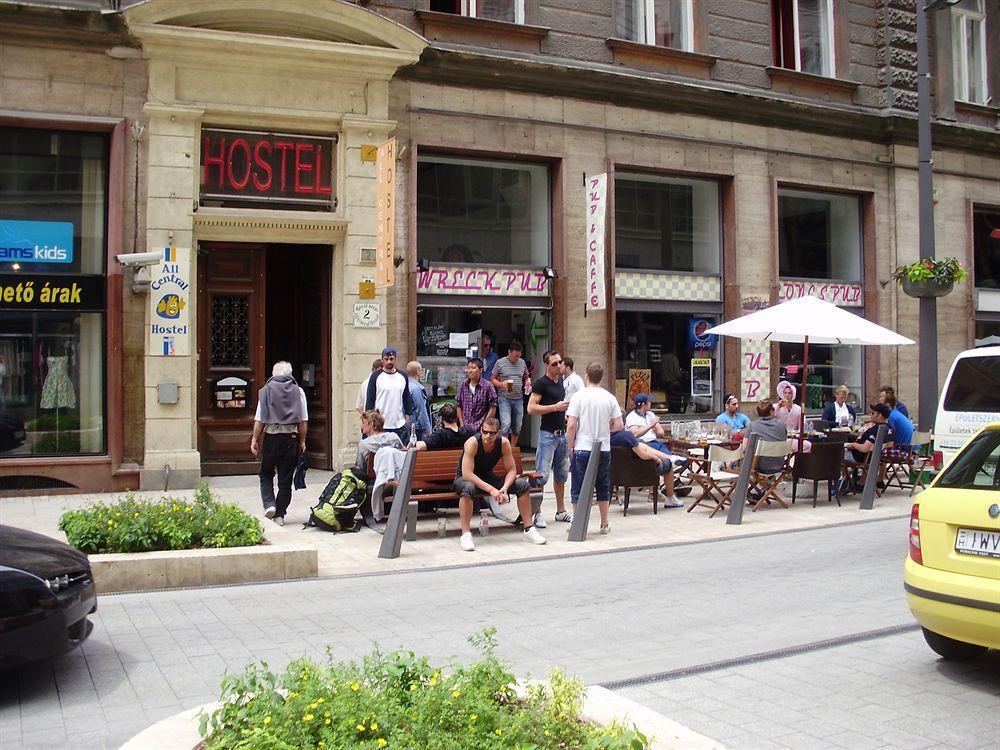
778,340,863,412
778,188,861,281
615,311,721,415
417,155,550,266
0,127,107,458
615,173,720,273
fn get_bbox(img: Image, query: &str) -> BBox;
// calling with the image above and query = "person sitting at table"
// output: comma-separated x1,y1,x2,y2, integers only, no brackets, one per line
883,394,915,460
356,409,404,467
414,404,476,452
715,394,750,436
610,428,685,508
841,403,895,493
879,385,910,419
821,384,857,429
626,393,674,455
742,398,789,474
774,381,811,453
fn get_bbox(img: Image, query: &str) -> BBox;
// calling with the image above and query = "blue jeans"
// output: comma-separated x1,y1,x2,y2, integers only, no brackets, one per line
386,425,410,445
571,450,611,503
498,397,524,438
646,439,672,455
535,430,569,485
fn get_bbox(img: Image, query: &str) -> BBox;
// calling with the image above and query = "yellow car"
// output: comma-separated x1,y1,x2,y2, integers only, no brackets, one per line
905,422,1000,660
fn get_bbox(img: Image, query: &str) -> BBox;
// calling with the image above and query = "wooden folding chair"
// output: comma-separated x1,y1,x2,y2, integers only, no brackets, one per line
686,444,743,517
748,439,793,512
907,432,934,496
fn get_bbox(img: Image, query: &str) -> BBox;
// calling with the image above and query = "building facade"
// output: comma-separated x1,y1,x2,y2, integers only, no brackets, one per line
0,0,997,492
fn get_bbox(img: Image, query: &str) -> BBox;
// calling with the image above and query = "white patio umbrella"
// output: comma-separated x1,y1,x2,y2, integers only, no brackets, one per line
705,295,914,446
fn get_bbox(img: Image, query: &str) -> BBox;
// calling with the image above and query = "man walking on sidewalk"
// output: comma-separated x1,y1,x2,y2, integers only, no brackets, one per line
527,350,573,525
251,361,308,526
566,362,622,535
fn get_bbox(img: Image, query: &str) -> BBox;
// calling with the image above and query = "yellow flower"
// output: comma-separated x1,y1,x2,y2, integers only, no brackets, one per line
204,520,210,526
428,677,438,686
470,714,477,722
172,504,179,511
324,718,331,725
451,690,461,698
185,506,192,513
309,702,318,709
350,682,360,691
263,717,271,725
409,684,417,692
371,722,378,731
356,724,366,732
495,729,502,735
316,697,325,703
377,740,388,748
324,712,331,718
302,713,314,722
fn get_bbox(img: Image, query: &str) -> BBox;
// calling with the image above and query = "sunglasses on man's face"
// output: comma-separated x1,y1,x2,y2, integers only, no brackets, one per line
549,359,563,366
481,429,499,436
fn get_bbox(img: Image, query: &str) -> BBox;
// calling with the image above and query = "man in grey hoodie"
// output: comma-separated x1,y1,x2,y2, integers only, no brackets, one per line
251,361,308,525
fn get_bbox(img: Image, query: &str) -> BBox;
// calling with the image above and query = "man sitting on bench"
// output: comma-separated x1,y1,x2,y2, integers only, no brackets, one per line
454,416,547,552
414,404,475,451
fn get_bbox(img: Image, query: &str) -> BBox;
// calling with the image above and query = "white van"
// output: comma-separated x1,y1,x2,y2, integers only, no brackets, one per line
935,346,1000,466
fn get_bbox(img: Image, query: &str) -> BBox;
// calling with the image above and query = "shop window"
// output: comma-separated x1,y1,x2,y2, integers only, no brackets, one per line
615,174,720,273
778,340,863,415
975,320,1000,348
616,0,694,51
778,188,861,281
0,128,107,275
429,0,524,24
0,311,105,457
973,206,999,289
952,0,988,105
615,311,720,415
772,0,835,77
417,156,550,267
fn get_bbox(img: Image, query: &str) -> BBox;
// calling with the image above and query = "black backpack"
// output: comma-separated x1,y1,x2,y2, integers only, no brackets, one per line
305,468,369,532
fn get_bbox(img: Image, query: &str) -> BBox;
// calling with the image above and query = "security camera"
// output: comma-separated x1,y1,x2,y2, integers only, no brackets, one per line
116,251,163,267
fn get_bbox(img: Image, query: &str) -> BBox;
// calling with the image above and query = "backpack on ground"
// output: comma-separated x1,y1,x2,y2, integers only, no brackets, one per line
305,467,369,532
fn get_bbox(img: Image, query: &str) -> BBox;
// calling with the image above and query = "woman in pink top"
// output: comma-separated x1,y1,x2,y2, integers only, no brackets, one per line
775,381,811,452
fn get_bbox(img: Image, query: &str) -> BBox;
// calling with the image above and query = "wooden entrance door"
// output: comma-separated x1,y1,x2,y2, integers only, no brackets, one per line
197,244,265,474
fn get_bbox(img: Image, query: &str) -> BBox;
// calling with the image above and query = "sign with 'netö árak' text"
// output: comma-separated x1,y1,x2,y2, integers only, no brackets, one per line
148,247,191,357
0,219,74,264
0,274,105,310
200,128,335,209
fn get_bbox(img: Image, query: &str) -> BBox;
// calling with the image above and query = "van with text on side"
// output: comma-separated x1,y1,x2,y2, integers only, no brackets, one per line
935,346,1000,468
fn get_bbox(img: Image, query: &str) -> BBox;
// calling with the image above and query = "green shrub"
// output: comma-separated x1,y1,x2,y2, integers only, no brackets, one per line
200,629,649,750
58,483,263,554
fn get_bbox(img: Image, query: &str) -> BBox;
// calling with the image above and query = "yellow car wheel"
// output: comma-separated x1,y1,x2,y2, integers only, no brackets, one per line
921,627,989,661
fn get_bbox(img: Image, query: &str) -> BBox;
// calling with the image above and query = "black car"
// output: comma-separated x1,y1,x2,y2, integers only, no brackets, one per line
0,525,97,669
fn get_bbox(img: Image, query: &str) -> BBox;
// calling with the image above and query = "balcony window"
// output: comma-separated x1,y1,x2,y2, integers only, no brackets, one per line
952,0,988,105
772,0,835,77
615,173,720,273
429,0,524,24
778,188,861,282
616,0,693,51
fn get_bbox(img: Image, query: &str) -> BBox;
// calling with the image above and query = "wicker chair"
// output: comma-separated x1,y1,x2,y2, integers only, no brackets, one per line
791,441,843,507
611,446,661,516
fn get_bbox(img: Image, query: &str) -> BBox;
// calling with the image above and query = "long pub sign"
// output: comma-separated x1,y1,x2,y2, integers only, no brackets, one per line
200,128,336,210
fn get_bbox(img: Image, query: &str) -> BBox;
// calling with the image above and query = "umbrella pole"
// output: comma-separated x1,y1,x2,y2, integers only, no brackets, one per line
799,336,809,451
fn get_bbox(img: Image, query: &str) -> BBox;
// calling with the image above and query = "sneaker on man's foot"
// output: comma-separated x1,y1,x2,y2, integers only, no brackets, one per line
554,510,573,523
264,505,276,519
460,532,475,552
523,526,547,545
533,512,547,528
662,496,684,509
600,523,610,535
273,516,285,526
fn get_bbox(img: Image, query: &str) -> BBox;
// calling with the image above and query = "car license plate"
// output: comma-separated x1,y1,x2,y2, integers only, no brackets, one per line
955,528,1000,559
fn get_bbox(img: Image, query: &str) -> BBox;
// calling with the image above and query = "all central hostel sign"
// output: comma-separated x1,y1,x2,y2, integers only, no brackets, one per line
200,128,335,210
148,247,191,357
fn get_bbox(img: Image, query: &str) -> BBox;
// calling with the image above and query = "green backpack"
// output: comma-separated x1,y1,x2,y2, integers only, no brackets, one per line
306,468,369,532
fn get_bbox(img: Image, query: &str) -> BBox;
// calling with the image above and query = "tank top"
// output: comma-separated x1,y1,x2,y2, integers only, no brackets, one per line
456,434,503,477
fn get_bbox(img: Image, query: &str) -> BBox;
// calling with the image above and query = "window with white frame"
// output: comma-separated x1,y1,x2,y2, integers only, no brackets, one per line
429,0,524,24
616,0,694,51
952,0,988,105
772,0,835,77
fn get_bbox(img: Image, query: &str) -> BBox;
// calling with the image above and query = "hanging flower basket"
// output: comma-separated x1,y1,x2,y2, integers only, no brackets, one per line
888,257,967,299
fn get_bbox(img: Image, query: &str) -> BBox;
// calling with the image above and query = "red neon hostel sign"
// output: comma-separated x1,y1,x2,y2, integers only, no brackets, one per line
200,128,335,209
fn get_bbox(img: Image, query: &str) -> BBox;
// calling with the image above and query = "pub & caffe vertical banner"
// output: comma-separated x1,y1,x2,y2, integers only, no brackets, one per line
148,247,191,356
375,137,396,288
585,173,607,311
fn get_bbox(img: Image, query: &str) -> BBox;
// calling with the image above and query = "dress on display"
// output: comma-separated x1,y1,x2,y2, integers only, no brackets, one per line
39,355,76,409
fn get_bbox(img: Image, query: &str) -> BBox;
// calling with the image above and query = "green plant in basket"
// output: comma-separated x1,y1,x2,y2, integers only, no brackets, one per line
888,257,967,285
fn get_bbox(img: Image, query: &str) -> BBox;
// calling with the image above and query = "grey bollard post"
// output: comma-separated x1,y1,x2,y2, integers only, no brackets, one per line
568,440,603,542
859,424,888,511
405,501,418,541
377,449,418,559
726,433,759,526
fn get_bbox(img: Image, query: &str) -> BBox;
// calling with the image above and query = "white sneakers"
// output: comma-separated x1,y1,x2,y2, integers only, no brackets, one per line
662,496,685,509
264,506,276,519
523,526,547,545
554,510,573,523
460,532,475,552
533,512,547,528
273,516,285,526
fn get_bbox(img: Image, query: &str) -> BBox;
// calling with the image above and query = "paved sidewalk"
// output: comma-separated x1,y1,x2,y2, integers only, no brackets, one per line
0,472,915,578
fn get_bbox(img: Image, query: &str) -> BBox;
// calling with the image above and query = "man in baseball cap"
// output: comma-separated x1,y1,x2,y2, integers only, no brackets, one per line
363,346,413,443
841,403,896,492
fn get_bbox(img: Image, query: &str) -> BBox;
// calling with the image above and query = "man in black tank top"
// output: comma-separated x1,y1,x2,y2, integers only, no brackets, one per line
452,416,547,552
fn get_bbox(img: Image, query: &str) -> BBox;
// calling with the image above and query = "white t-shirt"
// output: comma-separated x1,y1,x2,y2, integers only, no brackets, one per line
372,370,408,429
625,409,658,443
566,386,622,453
356,374,373,411
563,372,584,401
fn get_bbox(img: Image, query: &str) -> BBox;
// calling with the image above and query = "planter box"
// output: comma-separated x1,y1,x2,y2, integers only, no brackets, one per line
901,277,954,298
90,543,318,593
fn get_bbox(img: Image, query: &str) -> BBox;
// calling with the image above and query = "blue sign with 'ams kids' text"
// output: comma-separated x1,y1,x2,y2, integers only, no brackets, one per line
0,220,74,264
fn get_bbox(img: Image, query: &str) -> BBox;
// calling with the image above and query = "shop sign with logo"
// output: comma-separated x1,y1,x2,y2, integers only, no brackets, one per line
691,358,713,398
200,128,335,210
0,274,104,310
0,219,74,264
627,369,651,405
777,278,864,307
740,296,770,401
586,173,607,311
148,247,190,357
375,137,396,288
417,266,550,297
688,318,717,351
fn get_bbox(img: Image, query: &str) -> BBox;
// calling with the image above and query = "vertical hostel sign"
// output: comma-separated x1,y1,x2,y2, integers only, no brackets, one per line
375,137,396,288
148,247,191,356
586,173,607,311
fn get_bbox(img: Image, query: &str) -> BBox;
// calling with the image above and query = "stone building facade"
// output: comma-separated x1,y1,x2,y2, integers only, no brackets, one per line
0,0,997,492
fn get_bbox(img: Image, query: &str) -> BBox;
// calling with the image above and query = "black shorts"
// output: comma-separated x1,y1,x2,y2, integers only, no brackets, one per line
452,473,532,501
